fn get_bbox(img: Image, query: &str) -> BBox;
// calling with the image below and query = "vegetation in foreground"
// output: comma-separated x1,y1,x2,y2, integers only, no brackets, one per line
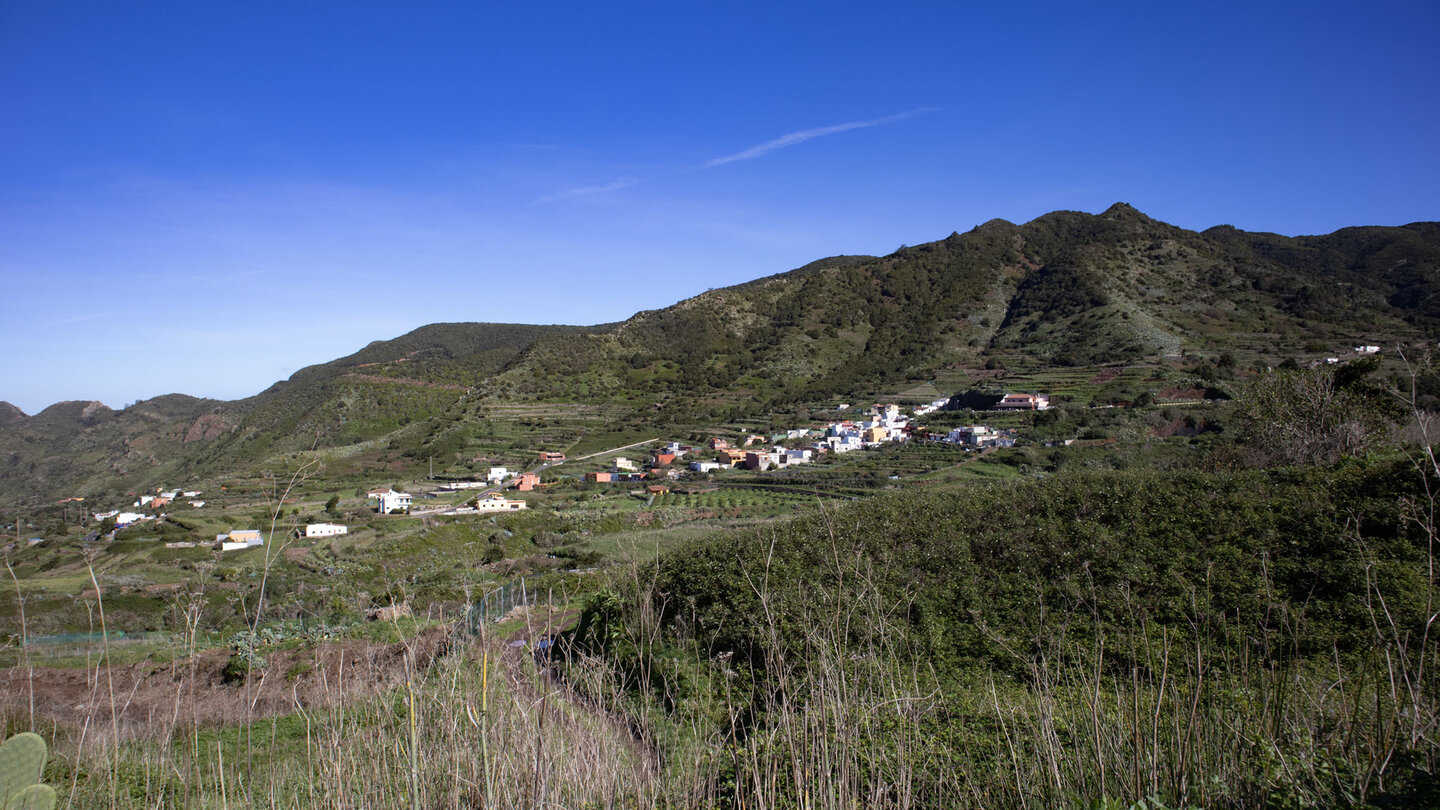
0,353,1436,807
2,454,1435,808
568,460,1439,808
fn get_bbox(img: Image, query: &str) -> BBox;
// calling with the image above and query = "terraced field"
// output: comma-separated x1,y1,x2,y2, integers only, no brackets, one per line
926,364,1181,407
651,489,840,510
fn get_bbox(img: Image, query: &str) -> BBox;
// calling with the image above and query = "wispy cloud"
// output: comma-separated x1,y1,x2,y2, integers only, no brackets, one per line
704,108,939,168
531,176,641,205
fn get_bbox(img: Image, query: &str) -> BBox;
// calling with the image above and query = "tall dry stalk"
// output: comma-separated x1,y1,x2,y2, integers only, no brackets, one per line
6,553,34,729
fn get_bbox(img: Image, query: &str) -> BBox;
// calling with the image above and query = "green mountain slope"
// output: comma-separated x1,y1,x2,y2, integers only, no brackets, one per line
497,204,1440,407
219,321,602,453
4,205,1439,505
0,395,223,504
0,323,598,503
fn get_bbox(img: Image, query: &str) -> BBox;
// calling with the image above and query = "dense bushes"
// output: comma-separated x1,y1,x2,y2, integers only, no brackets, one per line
645,464,1425,668
575,461,1439,808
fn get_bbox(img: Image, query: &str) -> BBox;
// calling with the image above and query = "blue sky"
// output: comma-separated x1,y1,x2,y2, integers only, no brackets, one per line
2,1,1437,414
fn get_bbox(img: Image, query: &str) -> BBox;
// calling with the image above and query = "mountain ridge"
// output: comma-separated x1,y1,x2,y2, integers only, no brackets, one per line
4,204,1439,504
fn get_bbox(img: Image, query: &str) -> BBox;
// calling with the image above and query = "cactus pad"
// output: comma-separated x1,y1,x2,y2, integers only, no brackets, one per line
0,733,46,799
4,783,56,810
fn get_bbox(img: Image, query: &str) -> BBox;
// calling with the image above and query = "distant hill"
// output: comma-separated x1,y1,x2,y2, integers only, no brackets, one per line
0,395,221,506
3,205,1438,504
0,323,598,502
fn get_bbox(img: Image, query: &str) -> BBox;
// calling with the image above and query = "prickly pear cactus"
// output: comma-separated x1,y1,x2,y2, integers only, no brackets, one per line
0,733,55,810
4,784,55,810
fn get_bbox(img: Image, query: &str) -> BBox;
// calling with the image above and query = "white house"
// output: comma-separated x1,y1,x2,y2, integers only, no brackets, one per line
1354,345,1380,354
914,398,950,417
613,457,638,472
114,512,148,526
995,393,1050,411
304,523,349,538
487,467,510,483
690,461,723,473
947,426,992,445
378,490,413,514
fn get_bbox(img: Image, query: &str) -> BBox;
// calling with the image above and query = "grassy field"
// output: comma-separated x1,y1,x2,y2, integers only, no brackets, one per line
1,393,1196,641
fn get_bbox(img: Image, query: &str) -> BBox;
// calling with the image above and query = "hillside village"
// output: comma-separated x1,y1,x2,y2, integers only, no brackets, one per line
15,340,1400,562
20,334,1399,572
13,391,1059,554
420,394,1037,499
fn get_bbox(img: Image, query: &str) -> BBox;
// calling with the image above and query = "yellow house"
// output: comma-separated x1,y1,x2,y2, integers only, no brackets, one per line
476,494,527,511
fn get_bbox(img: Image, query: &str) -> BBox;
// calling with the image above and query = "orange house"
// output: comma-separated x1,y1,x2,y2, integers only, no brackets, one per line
516,473,541,491
721,448,748,467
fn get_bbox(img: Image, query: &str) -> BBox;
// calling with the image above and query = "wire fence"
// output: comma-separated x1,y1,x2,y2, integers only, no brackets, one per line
461,578,549,636
21,630,164,646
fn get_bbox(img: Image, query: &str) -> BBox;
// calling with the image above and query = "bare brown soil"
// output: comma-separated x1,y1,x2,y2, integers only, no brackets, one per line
1157,386,1207,401
0,626,450,741
1150,418,1201,438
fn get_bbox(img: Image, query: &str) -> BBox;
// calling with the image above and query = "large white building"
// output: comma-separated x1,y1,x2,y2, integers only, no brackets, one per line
442,481,489,491
304,523,349,538
378,490,413,514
